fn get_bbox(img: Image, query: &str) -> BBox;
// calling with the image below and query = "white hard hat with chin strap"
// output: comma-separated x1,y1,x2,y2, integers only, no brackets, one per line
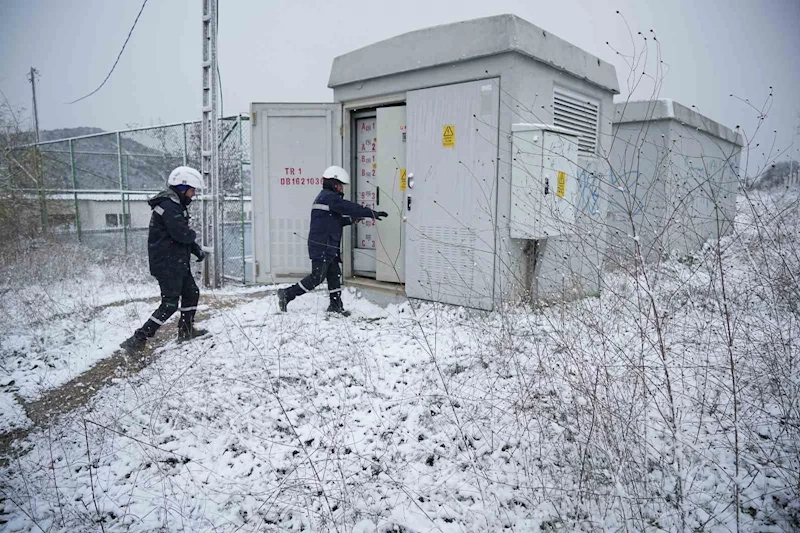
168,166,205,189
322,165,350,185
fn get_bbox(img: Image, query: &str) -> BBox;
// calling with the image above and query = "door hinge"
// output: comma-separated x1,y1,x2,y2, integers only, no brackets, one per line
251,112,257,126
339,125,344,137
255,261,260,277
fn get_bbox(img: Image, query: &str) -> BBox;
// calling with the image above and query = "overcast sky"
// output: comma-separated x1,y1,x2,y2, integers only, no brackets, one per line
1,0,798,175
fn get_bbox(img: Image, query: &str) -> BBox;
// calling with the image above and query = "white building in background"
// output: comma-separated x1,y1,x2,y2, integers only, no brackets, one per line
251,14,620,309
42,191,252,232
608,99,744,262
41,191,153,231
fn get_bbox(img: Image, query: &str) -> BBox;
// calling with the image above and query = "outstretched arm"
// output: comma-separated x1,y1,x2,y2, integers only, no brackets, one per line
327,196,378,219
328,197,389,222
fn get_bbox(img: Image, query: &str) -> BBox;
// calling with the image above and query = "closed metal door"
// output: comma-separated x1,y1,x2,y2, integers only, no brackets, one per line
405,79,500,310
251,103,341,281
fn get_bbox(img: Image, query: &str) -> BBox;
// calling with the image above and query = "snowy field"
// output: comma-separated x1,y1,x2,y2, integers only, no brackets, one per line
0,191,798,532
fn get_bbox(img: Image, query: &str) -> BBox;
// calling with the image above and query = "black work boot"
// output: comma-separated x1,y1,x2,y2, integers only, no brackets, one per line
177,328,209,342
277,288,293,312
177,320,209,342
120,331,147,353
327,297,351,317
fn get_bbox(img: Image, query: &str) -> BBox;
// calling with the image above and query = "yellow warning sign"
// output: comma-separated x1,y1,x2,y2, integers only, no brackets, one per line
399,168,407,191
557,171,567,198
442,125,455,148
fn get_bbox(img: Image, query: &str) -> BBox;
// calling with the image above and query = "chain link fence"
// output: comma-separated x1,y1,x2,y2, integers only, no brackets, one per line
1,116,252,284
218,116,252,283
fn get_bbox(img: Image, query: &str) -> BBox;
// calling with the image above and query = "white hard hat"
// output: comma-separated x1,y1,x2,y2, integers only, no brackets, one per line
322,165,350,185
168,166,205,189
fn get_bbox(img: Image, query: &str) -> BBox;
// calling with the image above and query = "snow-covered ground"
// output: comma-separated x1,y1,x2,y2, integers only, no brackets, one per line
1,191,798,532
0,249,158,433
0,263,277,434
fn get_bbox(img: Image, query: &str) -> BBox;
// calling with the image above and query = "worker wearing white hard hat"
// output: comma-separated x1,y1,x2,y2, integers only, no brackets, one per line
120,166,209,352
278,166,388,316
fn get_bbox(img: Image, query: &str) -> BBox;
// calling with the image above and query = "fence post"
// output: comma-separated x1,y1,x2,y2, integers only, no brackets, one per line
116,132,128,253
201,176,209,286
125,154,131,224
238,115,246,283
219,119,226,282
183,122,188,166
68,139,82,242
36,147,48,233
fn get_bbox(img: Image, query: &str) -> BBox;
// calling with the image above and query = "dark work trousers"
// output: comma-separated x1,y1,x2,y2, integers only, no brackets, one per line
137,273,200,338
284,260,342,304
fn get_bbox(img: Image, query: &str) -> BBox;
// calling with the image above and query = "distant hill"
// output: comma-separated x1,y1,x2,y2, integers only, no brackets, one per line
40,127,105,141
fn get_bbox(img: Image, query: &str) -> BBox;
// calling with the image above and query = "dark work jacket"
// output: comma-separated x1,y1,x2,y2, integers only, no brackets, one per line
147,187,201,278
308,184,377,262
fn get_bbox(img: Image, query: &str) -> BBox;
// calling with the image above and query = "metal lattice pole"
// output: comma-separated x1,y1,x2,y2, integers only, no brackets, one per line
201,0,221,288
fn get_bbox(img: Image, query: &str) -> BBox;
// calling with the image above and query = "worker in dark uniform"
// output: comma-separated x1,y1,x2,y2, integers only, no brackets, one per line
120,166,209,352
278,165,388,316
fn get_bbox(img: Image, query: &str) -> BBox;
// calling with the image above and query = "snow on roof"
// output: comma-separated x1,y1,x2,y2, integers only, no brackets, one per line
613,99,743,146
329,14,620,94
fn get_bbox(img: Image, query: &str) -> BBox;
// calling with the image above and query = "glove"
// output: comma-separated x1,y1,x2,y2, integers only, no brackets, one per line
194,249,206,262
374,211,389,221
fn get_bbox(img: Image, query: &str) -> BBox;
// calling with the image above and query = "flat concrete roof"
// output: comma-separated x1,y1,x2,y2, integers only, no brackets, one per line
614,99,743,146
328,14,620,94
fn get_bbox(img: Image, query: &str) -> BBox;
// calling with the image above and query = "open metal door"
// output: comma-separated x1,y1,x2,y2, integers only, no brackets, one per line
375,105,407,283
405,80,500,310
251,103,342,283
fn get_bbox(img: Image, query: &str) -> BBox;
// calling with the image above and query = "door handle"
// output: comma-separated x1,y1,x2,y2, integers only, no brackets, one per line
407,195,412,211
376,186,380,206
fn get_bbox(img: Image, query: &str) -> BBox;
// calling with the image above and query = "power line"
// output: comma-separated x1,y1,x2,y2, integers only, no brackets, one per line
66,0,150,105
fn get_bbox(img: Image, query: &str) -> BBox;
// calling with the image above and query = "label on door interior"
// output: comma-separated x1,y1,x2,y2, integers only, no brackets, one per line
356,118,377,249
